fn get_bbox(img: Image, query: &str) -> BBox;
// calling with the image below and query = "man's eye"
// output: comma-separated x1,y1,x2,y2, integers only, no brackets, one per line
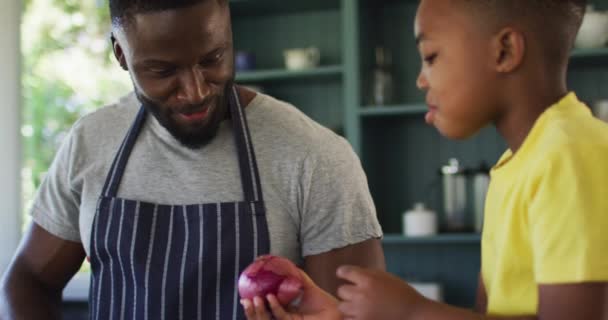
201,51,224,66
149,67,176,77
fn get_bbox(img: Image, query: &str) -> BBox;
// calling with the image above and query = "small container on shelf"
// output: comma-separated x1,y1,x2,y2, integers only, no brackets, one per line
575,5,608,49
283,47,320,71
402,203,438,237
471,163,490,233
369,46,394,106
593,100,608,123
235,51,256,71
441,159,468,232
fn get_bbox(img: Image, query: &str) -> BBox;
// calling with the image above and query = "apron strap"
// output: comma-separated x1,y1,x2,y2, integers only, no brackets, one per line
228,85,265,204
102,106,147,197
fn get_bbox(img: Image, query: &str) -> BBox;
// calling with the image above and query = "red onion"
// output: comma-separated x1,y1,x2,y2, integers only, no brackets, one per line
238,255,303,306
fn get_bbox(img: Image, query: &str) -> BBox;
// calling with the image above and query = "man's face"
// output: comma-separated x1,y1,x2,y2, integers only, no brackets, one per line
415,0,500,139
113,1,234,148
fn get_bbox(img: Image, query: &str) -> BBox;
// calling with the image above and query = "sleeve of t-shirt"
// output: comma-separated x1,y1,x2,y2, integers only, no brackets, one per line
30,125,82,243
529,145,608,284
299,136,383,257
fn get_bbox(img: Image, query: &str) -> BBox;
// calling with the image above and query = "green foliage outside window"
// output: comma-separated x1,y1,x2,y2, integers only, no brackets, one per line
21,0,131,271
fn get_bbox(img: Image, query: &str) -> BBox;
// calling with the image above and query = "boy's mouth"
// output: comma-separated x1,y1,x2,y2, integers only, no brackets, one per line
425,104,438,124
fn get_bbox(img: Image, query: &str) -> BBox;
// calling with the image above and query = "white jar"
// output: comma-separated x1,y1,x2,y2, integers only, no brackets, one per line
575,5,608,49
402,203,438,237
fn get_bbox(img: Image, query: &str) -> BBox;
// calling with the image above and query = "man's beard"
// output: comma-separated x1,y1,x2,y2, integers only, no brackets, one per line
135,86,231,149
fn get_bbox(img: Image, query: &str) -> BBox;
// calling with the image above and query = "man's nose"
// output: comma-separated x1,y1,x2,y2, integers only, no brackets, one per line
177,67,210,104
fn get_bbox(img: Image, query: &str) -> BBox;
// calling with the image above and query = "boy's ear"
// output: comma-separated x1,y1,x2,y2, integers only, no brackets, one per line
111,33,129,71
492,27,525,73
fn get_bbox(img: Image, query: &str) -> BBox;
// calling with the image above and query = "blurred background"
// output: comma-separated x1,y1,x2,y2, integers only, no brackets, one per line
1,0,607,318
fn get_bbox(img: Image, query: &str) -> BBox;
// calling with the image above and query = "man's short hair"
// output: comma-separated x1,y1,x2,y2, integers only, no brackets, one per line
109,0,227,28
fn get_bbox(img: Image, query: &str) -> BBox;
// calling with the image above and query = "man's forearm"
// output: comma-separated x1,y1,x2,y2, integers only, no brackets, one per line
0,265,63,320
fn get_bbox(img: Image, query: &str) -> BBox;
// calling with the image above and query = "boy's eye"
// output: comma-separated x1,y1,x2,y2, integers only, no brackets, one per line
424,53,438,65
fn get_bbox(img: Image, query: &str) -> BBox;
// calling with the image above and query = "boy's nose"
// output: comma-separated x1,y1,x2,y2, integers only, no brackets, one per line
416,70,429,91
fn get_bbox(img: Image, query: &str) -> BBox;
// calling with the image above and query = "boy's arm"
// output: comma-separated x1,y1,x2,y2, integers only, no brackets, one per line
475,273,487,314
337,266,607,320
415,283,607,319
537,283,607,320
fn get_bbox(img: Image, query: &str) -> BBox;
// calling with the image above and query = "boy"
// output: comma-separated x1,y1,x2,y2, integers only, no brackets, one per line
242,0,608,319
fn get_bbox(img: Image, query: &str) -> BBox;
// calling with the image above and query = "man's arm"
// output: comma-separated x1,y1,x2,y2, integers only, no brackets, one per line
304,238,385,297
0,223,86,320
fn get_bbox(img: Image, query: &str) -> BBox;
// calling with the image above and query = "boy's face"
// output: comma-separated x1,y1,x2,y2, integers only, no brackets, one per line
415,0,500,139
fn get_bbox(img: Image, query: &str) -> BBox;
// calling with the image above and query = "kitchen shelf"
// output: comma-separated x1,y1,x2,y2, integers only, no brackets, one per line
382,233,481,245
235,65,343,83
230,0,340,17
359,104,427,117
570,47,608,59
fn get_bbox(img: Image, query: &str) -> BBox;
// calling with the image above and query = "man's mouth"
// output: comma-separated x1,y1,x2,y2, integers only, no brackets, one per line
177,105,213,122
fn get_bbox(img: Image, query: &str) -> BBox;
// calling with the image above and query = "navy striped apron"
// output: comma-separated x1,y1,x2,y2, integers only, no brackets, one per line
88,86,270,320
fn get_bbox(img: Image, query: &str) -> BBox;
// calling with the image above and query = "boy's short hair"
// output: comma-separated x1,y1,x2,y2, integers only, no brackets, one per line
109,0,227,28
465,0,587,66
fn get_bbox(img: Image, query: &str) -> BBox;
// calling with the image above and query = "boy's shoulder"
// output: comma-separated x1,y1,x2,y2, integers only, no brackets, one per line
539,100,608,156
506,94,608,186
527,100,608,188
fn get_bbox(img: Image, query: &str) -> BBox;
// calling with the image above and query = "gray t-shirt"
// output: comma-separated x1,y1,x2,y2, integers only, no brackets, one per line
31,92,382,265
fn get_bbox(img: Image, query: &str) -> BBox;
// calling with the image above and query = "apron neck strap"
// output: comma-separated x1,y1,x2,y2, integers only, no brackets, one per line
101,106,147,198
227,85,264,203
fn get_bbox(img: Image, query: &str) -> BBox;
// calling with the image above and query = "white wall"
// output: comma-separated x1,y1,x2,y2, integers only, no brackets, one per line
0,0,22,276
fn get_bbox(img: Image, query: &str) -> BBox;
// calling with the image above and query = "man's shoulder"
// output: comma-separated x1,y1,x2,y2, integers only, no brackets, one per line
248,93,352,156
71,92,139,138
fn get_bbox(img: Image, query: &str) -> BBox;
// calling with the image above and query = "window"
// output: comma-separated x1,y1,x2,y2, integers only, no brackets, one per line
0,0,22,277
20,0,130,299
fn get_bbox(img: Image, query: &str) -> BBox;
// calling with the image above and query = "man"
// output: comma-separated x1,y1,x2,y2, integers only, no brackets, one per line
0,0,385,319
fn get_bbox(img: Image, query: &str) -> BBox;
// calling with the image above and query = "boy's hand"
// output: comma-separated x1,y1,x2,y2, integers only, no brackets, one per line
241,269,341,320
336,265,430,320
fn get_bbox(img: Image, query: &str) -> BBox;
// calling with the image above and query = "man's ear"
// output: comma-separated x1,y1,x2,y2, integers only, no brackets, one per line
492,27,525,73
111,33,128,71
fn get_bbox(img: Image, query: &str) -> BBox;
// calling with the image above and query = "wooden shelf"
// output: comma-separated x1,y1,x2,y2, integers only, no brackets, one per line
570,48,608,59
359,104,427,117
236,65,343,83
382,233,481,245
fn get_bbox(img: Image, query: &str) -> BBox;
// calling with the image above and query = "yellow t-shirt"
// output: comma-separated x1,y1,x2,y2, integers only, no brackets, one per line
482,93,608,316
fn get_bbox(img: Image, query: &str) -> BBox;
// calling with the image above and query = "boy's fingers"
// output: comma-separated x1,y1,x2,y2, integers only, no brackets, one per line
336,265,370,286
336,284,358,302
337,301,358,318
